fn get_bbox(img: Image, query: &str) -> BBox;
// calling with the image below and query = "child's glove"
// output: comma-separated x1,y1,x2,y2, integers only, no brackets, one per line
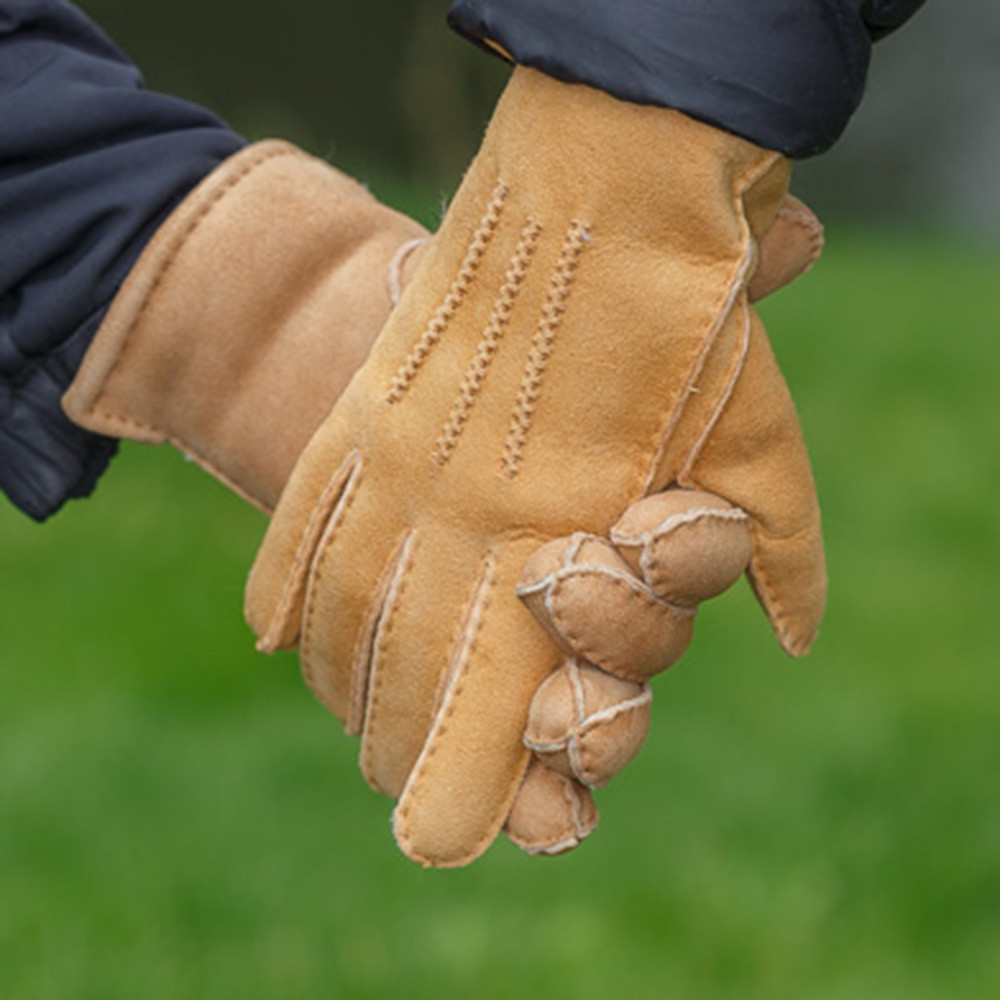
518,489,753,790
245,68,826,868
516,198,825,800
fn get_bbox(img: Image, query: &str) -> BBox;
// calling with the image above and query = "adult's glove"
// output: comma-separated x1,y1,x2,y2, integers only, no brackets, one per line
63,141,428,512
62,122,820,861
245,68,826,868
516,195,825,795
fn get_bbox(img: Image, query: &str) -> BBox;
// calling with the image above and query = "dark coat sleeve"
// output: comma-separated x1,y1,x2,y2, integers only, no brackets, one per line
448,0,926,158
0,0,243,520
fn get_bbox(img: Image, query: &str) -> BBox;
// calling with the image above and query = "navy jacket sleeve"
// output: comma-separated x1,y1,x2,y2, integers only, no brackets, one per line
0,1,243,521
449,0,926,158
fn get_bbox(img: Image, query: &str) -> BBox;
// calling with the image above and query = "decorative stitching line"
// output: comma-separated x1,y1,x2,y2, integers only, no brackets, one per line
432,218,542,465
386,183,507,403
508,769,594,856
255,449,361,653
500,220,590,479
387,236,431,306
548,571,693,683
611,506,751,583
347,530,417,740
745,521,821,657
526,679,653,755
563,775,592,840
393,555,498,865
677,298,753,483
296,455,366,676
640,240,757,494
611,506,750,550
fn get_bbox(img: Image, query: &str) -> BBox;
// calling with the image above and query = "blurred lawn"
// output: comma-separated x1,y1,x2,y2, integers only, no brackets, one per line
2,222,999,1000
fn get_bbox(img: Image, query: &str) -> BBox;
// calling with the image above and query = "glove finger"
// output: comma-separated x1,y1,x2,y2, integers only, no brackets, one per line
679,311,826,655
392,539,559,868
748,195,823,303
517,533,695,683
525,660,651,788
270,486,410,729
246,448,362,652
503,758,599,856
356,531,491,798
609,489,753,604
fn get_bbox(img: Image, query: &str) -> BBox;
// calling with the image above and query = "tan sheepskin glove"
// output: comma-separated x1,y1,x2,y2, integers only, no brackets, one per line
63,141,429,512
60,120,820,861
516,200,825,798
245,68,826,868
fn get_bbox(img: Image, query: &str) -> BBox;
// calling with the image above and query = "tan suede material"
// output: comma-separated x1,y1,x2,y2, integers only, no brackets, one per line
749,195,824,302
519,489,754,788
517,534,695,682
610,491,753,607
524,661,651,788
63,141,429,512
503,759,599,855
246,68,826,867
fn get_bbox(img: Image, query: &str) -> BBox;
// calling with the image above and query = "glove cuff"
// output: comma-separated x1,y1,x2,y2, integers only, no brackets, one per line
62,141,428,512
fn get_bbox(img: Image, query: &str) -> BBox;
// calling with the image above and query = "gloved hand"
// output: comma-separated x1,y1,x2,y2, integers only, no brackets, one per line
508,194,825,851
518,488,753,790
61,138,818,512
245,68,826,868
62,119,821,861
515,195,825,797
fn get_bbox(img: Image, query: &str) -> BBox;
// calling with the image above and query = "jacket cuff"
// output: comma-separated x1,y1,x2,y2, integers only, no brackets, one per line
448,0,924,158
0,309,118,521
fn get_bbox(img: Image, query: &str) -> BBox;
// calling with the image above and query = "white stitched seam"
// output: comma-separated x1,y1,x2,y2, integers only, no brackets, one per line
678,296,753,482
565,778,589,839
353,530,417,740
641,240,757,494
518,563,697,620
394,556,496,838
387,236,431,306
514,575,551,598
524,734,570,752
567,659,587,728
577,683,652,734
611,506,750,550
612,507,750,583
432,219,542,464
525,835,581,856
265,450,361,653
563,532,590,569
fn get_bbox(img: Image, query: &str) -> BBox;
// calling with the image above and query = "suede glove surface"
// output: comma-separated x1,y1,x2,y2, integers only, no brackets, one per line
245,68,826,868
63,141,429,512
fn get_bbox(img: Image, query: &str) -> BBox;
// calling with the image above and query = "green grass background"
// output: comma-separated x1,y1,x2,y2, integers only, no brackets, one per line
2,225,998,999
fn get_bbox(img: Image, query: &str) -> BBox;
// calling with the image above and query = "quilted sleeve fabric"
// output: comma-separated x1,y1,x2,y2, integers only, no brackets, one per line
448,0,926,158
0,0,243,520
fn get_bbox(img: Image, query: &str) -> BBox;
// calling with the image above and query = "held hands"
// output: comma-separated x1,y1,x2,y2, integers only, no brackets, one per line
245,68,826,867
510,188,826,850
